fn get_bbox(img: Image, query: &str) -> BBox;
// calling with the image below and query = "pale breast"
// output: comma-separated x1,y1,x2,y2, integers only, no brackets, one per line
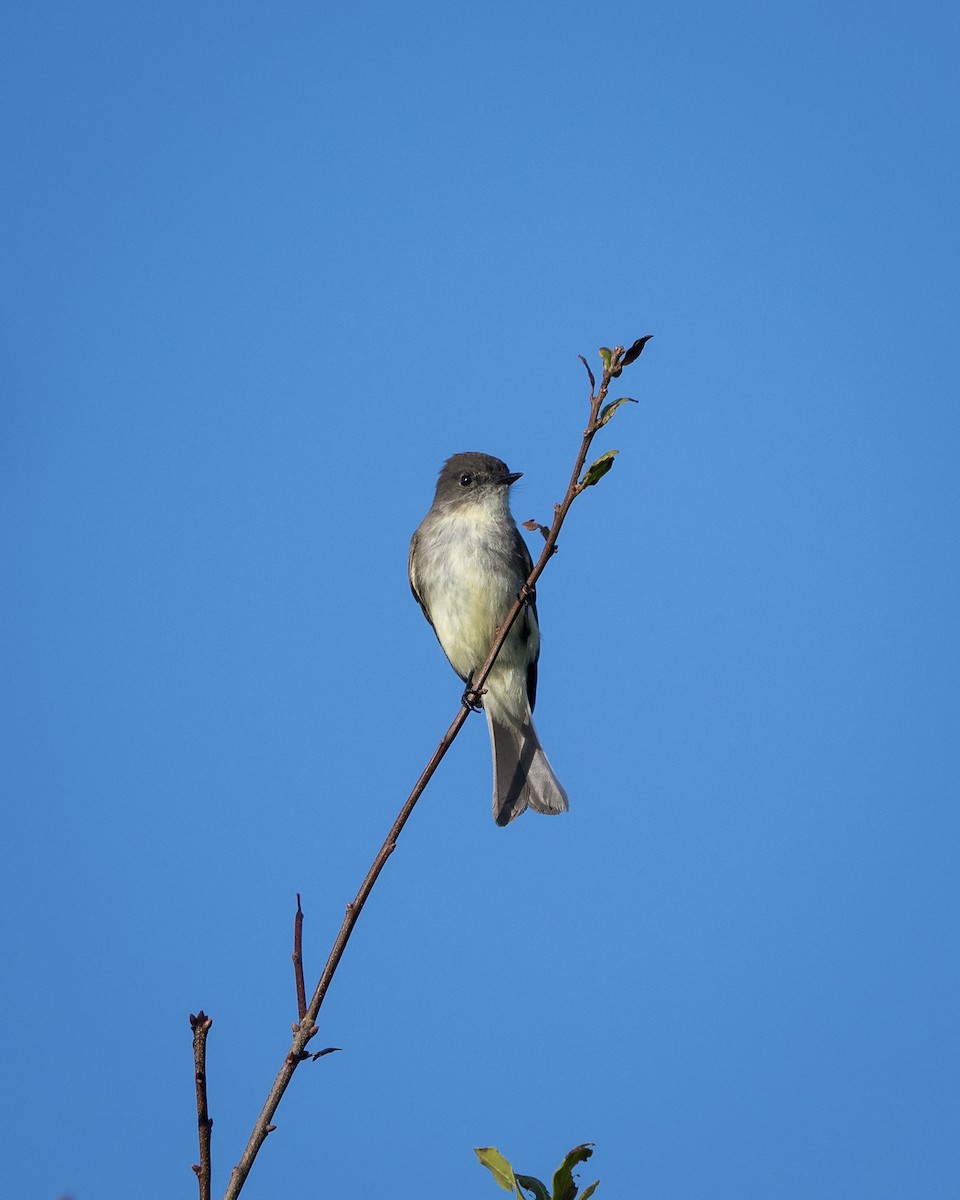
417,507,523,678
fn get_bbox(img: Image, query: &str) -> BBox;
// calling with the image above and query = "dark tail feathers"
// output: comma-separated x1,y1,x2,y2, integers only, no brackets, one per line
487,712,569,826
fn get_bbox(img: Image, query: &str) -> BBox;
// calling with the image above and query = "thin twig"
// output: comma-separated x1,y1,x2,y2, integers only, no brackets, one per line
293,894,306,1023
222,340,650,1199
190,1011,213,1200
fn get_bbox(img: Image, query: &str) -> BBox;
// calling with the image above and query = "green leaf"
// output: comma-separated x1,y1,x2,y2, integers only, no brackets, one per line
621,334,653,366
515,1175,551,1200
579,1182,600,1199
475,1147,518,1193
552,1144,596,1200
597,397,637,427
560,1144,595,1170
579,450,618,488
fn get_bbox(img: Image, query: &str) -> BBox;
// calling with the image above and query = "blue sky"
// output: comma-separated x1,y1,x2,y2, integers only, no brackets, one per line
2,3,958,1198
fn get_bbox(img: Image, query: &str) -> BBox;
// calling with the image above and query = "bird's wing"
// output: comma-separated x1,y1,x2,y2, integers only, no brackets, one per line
407,531,435,631
511,524,540,711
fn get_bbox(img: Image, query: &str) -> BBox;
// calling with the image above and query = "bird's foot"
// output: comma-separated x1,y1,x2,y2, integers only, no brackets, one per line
461,677,485,713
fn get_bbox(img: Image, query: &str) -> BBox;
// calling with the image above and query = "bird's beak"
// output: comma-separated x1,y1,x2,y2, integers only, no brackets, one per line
504,471,523,486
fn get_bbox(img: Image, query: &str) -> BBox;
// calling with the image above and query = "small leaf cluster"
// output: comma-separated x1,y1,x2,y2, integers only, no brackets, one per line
598,335,651,378
579,334,652,490
475,1143,599,1200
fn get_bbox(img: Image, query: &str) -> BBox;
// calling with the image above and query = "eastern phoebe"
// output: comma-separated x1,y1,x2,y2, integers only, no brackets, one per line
409,452,570,825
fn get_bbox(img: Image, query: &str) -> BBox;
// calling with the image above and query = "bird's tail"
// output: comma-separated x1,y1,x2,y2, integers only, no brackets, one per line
487,710,570,827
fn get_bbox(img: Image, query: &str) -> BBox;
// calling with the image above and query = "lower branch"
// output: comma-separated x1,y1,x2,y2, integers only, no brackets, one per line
223,702,473,1198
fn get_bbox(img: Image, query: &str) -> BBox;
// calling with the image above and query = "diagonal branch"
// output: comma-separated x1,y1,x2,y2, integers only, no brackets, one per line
221,338,651,1199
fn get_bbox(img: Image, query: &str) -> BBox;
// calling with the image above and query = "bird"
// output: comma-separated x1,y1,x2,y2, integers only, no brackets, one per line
409,452,569,825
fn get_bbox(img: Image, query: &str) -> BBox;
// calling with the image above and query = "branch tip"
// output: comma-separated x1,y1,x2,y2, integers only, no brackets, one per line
293,895,307,1021
191,1004,213,1200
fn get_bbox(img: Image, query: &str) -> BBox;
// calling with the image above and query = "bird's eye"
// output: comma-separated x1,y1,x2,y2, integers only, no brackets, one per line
459,473,472,486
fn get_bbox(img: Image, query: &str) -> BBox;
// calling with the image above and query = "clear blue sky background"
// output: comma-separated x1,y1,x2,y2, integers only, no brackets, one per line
2,3,958,1198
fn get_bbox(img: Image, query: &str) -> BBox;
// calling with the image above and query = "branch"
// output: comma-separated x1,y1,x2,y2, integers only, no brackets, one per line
221,336,652,1198
292,894,306,1023
189,1011,213,1200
